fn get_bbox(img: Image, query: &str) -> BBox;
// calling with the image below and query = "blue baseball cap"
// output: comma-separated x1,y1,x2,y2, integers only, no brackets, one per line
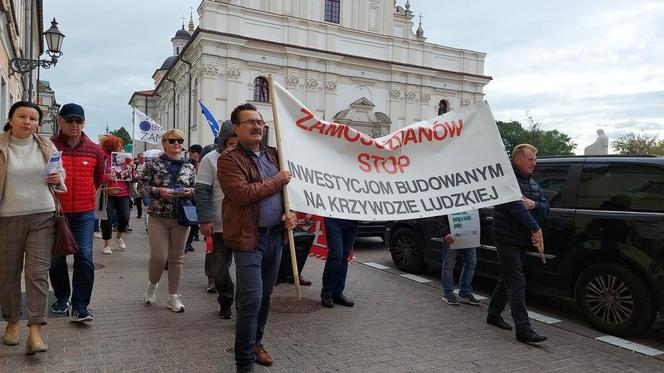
59,103,85,121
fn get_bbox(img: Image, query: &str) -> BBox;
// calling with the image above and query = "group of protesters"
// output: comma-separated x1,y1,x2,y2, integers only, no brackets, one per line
0,99,549,372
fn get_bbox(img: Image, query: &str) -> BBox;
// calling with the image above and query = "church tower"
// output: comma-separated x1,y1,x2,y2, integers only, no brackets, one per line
171,24,191,56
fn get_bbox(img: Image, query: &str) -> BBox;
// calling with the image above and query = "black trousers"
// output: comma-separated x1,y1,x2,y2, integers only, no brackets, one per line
100,196,130,240
487,243,532,335
204,233,234,307
133,197,143,217
277,231,314,282
186,224,199,245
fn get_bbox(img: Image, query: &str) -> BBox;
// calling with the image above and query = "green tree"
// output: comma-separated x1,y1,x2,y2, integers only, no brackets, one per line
109,127,132,146
495,120,526,154
496,114,575,156
612,132,664,155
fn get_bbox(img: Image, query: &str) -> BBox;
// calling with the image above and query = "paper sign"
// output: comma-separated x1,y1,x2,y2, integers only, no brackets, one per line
111,152,134,181
42,151,62,176
448,209,480,249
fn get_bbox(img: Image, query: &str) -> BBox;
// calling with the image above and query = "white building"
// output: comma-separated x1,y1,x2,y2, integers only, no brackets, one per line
129,0,491,150
37,79,59,135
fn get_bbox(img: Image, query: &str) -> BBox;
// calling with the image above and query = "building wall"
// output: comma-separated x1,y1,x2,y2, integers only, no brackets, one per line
0,1,30,119
137,0,490,148
37,80,57,135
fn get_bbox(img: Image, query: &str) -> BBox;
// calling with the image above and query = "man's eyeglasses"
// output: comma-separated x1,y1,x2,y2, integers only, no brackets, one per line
64,118,84,125
239,119,265,126
166,138,184,144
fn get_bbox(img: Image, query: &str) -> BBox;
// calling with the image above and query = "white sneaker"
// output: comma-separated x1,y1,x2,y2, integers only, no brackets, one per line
144,283,158,304
114,238,126,251
94,231,102,238
102,245,112,255
167,294,185,313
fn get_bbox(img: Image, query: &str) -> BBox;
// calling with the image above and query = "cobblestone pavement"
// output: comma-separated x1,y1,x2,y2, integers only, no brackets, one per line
1,219,663,372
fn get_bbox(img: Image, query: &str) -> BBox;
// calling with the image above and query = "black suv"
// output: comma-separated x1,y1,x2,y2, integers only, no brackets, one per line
386,155,664,336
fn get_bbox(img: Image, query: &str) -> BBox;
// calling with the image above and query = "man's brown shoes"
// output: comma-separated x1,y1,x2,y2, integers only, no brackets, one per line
253,345,273,366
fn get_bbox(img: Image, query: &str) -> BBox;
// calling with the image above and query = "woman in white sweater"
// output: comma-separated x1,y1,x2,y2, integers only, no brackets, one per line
0,101,66,355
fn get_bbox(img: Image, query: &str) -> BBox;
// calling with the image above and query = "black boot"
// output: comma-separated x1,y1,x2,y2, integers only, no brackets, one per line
516,330,547,343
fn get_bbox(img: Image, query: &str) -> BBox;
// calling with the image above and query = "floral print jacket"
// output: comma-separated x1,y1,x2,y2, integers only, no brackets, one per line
138,154,196,219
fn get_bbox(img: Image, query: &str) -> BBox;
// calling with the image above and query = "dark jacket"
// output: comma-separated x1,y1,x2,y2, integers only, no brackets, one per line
51,132,105,213
218,144,284,252
440,215,451,237
491,165,550,247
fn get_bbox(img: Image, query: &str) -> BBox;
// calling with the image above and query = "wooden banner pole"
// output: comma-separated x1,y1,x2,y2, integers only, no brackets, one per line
268,74,301,299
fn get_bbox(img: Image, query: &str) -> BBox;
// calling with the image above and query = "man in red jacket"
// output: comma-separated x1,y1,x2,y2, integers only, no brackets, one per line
49,103,105,323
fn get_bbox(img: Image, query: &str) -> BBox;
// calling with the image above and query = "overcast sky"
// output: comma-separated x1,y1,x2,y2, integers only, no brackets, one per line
41,0,664,152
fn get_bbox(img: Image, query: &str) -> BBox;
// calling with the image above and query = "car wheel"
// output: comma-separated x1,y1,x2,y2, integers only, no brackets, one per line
389,227,425,273
575,263,655,337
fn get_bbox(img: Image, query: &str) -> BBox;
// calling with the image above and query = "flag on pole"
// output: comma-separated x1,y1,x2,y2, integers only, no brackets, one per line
198,100,220,138
133,108,164,144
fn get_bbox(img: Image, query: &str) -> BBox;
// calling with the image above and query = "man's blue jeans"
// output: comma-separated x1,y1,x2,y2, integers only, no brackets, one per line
49,210,95,314
233,230,282,370
321,218,359,297
441,247,477,297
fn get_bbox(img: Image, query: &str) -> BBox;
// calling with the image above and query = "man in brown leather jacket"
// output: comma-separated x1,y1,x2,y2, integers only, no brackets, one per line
218,103,297,373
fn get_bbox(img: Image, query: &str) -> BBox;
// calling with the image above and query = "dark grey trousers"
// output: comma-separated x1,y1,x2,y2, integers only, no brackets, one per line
206,232,234,307
487,243,532,335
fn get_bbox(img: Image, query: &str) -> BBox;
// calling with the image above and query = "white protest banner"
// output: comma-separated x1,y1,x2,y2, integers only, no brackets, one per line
273,81,522,221
448,210,481,249
133,108,164,144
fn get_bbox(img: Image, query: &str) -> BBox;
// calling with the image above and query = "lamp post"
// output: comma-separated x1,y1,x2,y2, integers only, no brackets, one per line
9,18,65,75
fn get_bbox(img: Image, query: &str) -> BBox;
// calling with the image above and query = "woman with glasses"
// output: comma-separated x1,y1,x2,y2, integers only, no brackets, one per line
138,129,196,312
0,101,65,354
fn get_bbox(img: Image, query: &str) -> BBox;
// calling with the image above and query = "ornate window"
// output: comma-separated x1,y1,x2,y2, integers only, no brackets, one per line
253,77,269,102
325,0,340,23
438,99,449,115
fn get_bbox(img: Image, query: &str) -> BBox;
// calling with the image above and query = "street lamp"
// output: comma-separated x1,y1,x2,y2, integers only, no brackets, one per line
9,18,65,74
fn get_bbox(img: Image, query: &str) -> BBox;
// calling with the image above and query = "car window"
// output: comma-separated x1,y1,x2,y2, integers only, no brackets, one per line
532,164,571,208
577,163,664,213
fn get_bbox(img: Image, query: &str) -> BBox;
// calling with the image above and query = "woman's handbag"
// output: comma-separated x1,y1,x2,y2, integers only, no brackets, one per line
94,186,108,220
51,193,80,257
128,182,141,199
176,199,198,227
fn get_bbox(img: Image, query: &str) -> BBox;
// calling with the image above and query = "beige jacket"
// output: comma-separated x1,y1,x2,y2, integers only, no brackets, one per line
0,131,67,199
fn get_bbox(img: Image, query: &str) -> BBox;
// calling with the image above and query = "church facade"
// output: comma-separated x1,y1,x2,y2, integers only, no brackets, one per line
129,0,491,149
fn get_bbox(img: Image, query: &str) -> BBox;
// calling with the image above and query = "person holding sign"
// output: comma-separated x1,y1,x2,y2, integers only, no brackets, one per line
440,212,480,306
320,218,358,308
50,103,105,323
0,101,65,354
138,129,196,313
218,103,297,373
99,135,134,255
486,144,549,344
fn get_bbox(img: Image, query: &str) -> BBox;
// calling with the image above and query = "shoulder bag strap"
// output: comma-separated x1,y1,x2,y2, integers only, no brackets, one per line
49,186,63,217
